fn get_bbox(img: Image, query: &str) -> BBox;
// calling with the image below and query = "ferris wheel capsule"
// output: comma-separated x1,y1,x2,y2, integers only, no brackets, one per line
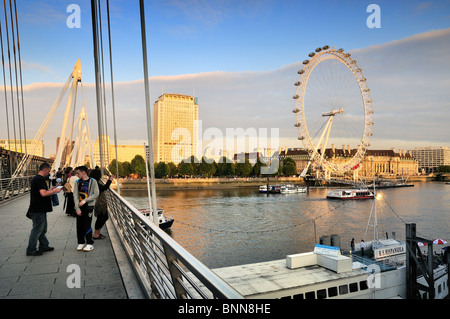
315,47,322,53
308,52,315,57
322,45,329,50
294,81,301,86
293,95,300,100
303,60,309,65
298,69,305,74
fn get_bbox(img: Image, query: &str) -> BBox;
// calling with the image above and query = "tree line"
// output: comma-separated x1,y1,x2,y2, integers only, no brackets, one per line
107,155,298,178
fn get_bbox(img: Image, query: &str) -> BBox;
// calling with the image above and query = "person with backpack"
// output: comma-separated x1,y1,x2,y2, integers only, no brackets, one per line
73,166,99,252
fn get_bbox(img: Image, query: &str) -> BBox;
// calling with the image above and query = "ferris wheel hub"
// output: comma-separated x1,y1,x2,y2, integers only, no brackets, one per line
321,108,344,117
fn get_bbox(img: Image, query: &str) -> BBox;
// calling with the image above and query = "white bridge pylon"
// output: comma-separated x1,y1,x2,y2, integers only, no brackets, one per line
13,59,94,177
53,58,95,171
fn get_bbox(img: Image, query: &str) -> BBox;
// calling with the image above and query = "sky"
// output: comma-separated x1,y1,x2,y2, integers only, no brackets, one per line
1,0,450,158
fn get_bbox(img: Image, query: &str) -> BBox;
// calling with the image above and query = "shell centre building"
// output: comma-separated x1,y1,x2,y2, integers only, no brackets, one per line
152,93,199,164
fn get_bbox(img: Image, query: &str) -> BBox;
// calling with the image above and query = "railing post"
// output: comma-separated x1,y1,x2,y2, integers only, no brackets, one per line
163,243,188,299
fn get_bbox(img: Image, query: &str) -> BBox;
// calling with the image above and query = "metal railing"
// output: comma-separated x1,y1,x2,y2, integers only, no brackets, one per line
0,176,34,205
105,188,243,299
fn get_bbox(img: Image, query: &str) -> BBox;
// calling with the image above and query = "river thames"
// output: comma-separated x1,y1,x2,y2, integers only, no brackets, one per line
122,182,449,269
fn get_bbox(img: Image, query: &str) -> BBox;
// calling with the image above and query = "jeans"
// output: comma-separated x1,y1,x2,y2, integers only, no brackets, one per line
27,212,50,254
76,206,94,245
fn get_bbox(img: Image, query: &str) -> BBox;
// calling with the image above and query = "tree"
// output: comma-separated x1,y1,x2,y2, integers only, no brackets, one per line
216,157,235,177
235,159,252,177
197,157,216,177
283,161,297,176
130,155,146,177
167,162,177,177
122,161,131,177
155,162,170,178
178,161,194,177
437,165,450,173
109,159,124,177
252,157,267,177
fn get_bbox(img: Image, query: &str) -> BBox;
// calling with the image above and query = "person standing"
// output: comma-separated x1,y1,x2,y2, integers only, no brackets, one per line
64,170,77,217
26,163,62,256
350,238,355,254
89,168,113,240
73,166,99,252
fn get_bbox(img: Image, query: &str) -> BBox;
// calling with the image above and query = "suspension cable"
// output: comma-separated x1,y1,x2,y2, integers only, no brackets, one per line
8,0,22,154
91,0,105,171
13,0,25,155
97,1,110,166
3,0,17,153
106,0,120,193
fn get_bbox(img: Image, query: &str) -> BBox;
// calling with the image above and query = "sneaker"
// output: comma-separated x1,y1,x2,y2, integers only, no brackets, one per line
77,244,85,251
83,244,94,252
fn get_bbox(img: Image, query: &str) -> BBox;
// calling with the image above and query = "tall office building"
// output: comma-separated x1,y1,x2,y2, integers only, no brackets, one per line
93,135,110,168
153,93,199,164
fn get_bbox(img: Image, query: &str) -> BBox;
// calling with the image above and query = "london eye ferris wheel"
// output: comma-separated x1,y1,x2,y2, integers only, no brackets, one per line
293,45,373,178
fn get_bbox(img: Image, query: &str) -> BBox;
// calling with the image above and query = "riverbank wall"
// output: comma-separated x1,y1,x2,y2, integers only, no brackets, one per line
112,177,305,190
110,174,447,191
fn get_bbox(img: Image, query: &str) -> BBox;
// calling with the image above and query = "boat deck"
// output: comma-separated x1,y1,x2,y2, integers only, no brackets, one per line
212,258,369,299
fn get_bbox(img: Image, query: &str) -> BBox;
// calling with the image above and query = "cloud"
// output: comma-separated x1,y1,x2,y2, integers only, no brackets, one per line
3,28,449,157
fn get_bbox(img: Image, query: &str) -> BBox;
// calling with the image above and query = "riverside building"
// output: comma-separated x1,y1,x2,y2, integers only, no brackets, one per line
152,93,199,164
409,146,450,173
279,146,419,177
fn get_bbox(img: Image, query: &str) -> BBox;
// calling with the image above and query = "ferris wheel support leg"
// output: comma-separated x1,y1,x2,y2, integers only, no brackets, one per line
300,115,335,178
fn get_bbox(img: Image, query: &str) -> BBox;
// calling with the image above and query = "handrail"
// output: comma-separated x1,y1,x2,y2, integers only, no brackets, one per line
0,176,34,205
105,188,243,299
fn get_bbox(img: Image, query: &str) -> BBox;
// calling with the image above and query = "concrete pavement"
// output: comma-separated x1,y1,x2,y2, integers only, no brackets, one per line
0,193,142,299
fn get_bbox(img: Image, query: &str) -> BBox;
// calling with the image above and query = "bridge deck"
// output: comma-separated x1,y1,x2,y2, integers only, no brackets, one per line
0,193,141,299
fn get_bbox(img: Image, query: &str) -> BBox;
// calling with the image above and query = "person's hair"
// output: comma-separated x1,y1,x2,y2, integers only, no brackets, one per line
39,163,51,171
75,165,88,173
89,168,102,181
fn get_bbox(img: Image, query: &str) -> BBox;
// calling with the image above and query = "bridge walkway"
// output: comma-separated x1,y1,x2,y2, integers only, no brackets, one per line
0,193,144,299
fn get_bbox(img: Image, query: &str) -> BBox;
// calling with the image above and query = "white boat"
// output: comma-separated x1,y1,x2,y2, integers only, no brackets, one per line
209,239,448,299
259,183,296,194
138,208,174,230
280,186,307,194
327,188,374,200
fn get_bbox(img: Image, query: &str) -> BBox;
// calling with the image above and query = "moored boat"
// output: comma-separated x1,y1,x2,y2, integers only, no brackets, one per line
280,186,307,194
139,208,174,230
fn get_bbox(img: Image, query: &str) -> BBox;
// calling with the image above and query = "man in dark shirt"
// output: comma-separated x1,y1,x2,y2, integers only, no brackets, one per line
26,163,62,256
